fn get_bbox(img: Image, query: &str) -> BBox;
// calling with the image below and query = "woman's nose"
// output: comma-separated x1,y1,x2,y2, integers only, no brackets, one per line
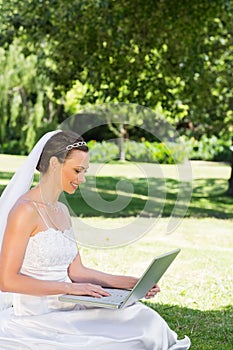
79,173,86,183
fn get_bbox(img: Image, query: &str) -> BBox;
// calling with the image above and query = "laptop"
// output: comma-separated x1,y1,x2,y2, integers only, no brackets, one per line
59,248,180,309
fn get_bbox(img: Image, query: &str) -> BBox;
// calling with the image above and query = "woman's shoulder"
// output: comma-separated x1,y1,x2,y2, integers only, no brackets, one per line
6,195,38,235
10,194,37,218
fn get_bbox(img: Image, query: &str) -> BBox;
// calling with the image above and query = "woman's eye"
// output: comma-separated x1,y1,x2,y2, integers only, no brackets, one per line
75,168,87,174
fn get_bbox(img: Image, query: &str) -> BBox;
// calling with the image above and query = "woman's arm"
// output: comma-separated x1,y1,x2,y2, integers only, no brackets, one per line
68,252,161,298
68,254,138,290
0,201,109,298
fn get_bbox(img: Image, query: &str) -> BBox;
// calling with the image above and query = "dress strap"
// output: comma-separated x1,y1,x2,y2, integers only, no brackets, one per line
32,201,50,229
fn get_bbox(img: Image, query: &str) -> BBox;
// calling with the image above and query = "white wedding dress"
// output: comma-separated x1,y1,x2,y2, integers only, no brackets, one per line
0,227,191,350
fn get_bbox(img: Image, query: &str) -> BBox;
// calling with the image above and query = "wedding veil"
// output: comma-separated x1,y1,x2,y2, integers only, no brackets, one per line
0,130,61,310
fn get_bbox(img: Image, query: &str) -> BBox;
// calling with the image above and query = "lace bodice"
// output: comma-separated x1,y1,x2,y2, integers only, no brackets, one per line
22,228,78,272
13,227,78,316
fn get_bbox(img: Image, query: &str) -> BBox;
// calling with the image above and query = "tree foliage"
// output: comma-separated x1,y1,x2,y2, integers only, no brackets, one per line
0,39,61,153
0,0,232,140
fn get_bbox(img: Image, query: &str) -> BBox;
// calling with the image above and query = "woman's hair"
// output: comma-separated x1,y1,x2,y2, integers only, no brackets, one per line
36,130,88,173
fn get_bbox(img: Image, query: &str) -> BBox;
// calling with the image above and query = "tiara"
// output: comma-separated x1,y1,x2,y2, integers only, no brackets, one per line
65,141,87,151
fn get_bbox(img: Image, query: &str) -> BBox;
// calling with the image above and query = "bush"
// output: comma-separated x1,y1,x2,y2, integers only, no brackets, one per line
182,135,231,162
87,137,231,164
87,140,119,162
124,140,188,164
88,140,188,164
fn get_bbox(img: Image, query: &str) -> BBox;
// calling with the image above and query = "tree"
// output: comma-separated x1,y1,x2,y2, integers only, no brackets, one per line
0,39,61,154
1,0,232,136
228,144,233,196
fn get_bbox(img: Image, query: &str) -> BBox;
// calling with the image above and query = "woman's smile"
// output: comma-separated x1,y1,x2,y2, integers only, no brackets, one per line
71,182,79,190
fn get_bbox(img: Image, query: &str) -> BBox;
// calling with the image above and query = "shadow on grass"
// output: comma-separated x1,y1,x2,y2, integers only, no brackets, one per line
1,172,233,219
142,302,233,350
63,176,233,219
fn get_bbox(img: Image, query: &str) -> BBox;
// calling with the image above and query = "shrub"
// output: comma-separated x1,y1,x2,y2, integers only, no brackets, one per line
182,135,231,161
87,140,119,162
87,137,231,164
125,140,188,164
88,140,188,164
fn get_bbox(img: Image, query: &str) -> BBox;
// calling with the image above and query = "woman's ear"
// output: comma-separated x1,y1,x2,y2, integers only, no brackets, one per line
49,156,60,170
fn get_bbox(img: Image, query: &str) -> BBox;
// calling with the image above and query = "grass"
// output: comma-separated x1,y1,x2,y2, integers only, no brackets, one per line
1,174,232,219
63,176,232,219
0,155,232,349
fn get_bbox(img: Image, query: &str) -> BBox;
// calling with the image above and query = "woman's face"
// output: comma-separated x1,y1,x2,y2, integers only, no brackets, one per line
61,150,90,194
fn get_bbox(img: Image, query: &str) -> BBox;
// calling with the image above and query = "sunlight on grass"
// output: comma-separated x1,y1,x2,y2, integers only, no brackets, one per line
78,217,233,311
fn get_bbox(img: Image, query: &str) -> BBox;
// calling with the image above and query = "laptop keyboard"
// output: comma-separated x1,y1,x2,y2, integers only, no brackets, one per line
100,288,130,303
59,288,131,306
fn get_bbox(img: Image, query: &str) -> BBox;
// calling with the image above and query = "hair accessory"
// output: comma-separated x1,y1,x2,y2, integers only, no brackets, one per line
66,141,87,151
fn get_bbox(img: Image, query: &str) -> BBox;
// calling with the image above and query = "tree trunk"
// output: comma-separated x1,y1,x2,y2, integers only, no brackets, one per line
119,134,125,161
118,123,126,161
228,172,233,196
227,145,233,196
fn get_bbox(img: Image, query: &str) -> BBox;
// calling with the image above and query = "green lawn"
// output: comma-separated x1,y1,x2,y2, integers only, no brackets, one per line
0,155,232,349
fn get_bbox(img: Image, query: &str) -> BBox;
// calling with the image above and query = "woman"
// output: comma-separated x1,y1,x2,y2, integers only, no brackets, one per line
0,130,190,349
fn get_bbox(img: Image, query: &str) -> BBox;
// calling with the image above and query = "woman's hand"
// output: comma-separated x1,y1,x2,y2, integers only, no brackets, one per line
65,282,111,298
144,284,160,299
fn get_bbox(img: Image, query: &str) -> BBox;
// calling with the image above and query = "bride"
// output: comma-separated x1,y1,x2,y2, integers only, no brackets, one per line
0,130,191,349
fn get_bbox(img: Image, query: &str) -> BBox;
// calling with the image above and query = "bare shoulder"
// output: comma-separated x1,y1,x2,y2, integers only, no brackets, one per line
9,197,37,221
4,197,38,239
